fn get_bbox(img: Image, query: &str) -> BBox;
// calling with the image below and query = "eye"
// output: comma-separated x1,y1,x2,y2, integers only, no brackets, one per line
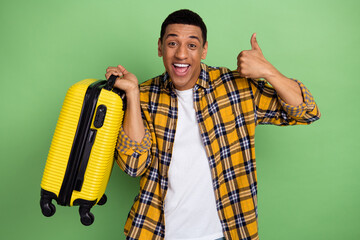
188,44,197,49
168,41,177,47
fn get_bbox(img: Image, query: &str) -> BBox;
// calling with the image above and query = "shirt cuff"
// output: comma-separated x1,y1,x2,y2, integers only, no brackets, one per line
278,79,316,118
116,126,151,155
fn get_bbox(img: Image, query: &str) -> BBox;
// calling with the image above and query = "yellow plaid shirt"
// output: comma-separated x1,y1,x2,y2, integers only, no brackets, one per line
115,63,320,240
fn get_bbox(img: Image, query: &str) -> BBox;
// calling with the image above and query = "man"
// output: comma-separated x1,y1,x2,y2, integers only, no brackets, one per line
105,9,320,240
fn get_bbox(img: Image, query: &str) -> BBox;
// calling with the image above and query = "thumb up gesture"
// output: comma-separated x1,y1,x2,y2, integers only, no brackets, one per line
237,33,278,79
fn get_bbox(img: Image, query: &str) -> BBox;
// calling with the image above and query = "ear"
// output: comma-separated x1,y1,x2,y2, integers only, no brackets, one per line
158,38,163,57
201,41,208,60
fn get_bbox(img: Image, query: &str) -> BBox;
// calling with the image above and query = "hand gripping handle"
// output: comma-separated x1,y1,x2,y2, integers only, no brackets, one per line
104,75,127,110
104,75,117,90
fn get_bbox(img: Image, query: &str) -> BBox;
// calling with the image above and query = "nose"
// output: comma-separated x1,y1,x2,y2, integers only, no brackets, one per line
175,44,188,60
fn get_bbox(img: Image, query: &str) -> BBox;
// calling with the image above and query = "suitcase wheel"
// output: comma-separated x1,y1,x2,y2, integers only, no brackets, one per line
41,201,56,217
97,194,107,206
40,190,56,217
79,206,94,226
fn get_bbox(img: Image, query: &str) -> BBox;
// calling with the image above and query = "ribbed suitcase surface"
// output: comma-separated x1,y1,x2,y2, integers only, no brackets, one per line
40,78,124,225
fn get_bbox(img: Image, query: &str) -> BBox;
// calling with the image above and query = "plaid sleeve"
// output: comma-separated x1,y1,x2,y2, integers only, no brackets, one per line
278,79,317,118
249,78,321,126
115,126,152,177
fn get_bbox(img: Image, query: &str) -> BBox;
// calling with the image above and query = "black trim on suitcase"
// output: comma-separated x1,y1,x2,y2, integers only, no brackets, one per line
74,128,97,191
58,80,106,206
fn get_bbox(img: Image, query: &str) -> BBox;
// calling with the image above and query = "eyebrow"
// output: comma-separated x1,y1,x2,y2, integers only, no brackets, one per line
165,34,201,42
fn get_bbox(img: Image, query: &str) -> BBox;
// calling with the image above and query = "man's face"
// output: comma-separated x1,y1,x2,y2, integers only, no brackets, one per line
158,24,208,90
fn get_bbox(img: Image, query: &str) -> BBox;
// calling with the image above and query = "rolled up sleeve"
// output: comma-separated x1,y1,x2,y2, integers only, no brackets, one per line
278,79,320,123
249,78,321,126
115,126,152,177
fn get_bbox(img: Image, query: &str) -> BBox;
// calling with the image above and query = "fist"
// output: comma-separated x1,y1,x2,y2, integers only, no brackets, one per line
105,65,139,93
237,33,276,79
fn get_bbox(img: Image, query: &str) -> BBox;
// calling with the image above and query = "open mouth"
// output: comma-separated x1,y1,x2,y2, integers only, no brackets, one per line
172,63,190,76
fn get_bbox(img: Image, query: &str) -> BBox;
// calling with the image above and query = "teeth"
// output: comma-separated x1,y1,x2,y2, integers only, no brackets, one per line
173,64,189,67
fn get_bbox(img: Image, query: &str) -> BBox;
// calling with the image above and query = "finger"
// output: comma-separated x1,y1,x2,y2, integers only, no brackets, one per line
106,67,118,72
238,70,246,78
105,72,118,80
237,65,244,76
237,55,244,72
117,65,130,75
105,70,123,80
238,50,250,59
237,66,241,74
237,63,249,78
106,69,123,77
113,77,136,91
250,33,261,52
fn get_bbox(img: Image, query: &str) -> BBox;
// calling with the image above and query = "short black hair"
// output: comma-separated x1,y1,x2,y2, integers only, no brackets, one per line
160,9,207,46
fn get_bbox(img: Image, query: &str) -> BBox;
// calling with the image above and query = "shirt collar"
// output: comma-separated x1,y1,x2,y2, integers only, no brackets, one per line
162,62,211,91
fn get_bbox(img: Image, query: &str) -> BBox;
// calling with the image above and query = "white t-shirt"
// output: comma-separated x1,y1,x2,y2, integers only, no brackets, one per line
164,88,224,240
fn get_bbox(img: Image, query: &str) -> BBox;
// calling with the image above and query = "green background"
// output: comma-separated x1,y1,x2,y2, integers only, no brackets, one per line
1,0,359,239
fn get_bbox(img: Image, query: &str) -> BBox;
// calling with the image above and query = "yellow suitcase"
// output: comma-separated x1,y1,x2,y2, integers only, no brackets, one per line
40,76,125,225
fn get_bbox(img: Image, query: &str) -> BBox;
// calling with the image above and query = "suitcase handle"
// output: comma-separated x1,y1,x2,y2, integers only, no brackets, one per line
104,75,127,110
104,75,118,90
